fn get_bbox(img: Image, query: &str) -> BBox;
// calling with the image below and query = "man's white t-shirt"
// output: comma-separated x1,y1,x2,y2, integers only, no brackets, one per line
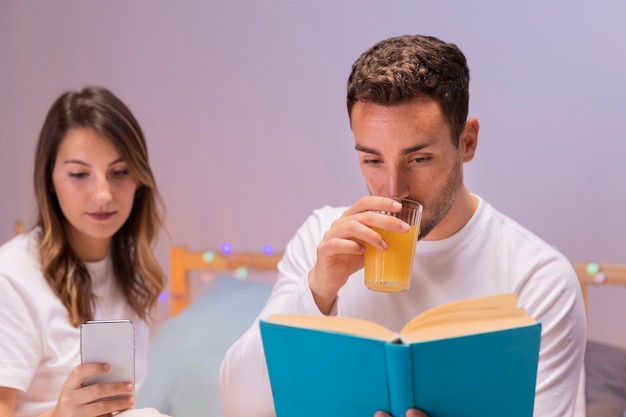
220,196,587,417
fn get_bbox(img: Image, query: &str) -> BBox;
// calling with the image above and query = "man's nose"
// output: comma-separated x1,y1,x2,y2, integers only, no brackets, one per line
383,168,410,199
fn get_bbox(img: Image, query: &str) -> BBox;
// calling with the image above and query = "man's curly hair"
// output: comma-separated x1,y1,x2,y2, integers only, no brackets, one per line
347,35,470,145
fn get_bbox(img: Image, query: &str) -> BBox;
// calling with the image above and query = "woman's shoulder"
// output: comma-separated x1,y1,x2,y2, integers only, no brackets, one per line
0,229,42,278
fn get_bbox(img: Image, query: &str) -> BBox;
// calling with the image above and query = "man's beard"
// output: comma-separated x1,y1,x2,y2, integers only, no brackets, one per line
416,155,463,240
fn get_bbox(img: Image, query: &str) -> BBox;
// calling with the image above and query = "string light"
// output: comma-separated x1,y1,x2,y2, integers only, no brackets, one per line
234,267,248,280
221,242,233,255
159,243,280,303
586,262,607,284
202,251,216,263
586,262,599,275
593,272,607,283
262,244,274,255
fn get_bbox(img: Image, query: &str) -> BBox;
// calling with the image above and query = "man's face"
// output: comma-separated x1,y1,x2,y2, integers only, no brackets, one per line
351,97,473,240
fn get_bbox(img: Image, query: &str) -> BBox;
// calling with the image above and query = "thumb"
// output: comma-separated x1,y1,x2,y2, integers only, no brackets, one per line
406,409,428,417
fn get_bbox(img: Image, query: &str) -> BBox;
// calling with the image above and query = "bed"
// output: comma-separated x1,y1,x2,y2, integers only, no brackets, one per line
135,246,626,417
135,246,279,416
573,262,626,417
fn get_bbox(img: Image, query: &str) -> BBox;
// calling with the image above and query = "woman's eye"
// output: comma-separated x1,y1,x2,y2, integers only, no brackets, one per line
69,172,88,179
110,169,130,178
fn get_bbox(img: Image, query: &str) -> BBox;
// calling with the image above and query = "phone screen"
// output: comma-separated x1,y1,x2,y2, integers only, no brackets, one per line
80,319,135,387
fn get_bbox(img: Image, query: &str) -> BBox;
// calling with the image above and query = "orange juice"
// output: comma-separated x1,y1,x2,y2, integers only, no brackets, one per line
364,224,419,292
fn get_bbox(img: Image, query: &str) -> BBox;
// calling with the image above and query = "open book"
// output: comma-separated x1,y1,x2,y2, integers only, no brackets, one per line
260,293,541,417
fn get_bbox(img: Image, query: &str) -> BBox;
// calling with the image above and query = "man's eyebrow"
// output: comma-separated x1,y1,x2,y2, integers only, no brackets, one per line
399,144,431,155
355,144,432,156
355,145,381,155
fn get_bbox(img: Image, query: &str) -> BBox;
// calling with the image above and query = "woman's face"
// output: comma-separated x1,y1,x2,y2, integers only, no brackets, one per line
52,128,138,261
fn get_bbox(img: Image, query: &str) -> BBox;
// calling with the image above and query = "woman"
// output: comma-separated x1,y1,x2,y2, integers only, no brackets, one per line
0,86,168,417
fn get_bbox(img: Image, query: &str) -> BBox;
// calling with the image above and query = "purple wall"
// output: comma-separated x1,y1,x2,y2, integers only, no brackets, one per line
1,1,624,345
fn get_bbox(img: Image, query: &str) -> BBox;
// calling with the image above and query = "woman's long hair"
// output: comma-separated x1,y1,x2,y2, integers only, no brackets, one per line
33,86,166,327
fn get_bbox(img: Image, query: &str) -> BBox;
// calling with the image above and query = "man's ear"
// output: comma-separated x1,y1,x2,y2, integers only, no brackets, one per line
459,117,479,162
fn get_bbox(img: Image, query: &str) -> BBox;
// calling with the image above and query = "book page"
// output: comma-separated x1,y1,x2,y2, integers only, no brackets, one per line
401,315,537,342
399,293,537,342
265,293,535,343
265,314,397,341
400,307,528,334
403,293,518,324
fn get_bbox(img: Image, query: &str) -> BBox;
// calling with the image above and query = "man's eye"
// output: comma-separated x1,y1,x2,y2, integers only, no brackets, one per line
363,159,383,165
411,156,430,164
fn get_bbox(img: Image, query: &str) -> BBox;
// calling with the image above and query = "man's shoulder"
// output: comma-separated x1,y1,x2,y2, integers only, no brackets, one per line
478,199,573,270
296,205,349,229
482,200,556,249
310,205,348,220
289,205,349,244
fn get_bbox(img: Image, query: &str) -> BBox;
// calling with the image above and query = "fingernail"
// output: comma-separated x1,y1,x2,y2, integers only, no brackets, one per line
392,201,402,209
126,383,134,392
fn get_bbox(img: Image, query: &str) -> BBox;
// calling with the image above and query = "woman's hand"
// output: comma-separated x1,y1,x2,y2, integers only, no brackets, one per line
52,363,135,417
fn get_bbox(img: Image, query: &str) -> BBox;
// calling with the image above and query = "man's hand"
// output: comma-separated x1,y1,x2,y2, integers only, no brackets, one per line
307,196,409,314
374,409,428,417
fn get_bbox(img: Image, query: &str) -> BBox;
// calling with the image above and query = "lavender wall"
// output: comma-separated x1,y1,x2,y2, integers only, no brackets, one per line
1,1,624,345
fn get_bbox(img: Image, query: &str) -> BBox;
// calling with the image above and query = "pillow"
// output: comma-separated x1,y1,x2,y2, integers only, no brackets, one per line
136,275,273,417
585,340,626,417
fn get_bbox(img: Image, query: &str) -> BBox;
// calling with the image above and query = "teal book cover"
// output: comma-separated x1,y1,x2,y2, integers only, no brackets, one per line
260,319,541,417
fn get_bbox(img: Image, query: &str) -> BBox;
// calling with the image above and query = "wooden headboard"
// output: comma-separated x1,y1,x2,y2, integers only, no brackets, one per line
572,262,626,313
168,245,626,317
169,246,282,316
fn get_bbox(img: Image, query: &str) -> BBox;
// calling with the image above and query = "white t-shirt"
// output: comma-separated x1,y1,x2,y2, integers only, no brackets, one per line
220,196,587,417
0,230,149,417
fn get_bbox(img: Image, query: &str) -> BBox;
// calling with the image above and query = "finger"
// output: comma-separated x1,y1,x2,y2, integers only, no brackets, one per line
321,221,377,254
83,390,135,417
374,408,427,417
318,235,367,257
343,196,402,217
82,382,134,405
406,409,429,417
357,210,411,234
66,363,111,389
327,214,408,250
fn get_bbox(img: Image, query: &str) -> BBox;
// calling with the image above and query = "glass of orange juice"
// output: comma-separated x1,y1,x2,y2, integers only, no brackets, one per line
364,198,422,292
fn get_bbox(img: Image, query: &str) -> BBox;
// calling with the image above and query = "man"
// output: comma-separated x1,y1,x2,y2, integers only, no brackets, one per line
220,34,586,417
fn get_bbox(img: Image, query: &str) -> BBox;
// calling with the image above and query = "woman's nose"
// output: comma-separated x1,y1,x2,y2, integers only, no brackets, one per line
93,177,113,205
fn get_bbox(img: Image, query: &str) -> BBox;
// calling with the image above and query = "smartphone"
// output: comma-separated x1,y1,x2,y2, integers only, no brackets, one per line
80,319,135,388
